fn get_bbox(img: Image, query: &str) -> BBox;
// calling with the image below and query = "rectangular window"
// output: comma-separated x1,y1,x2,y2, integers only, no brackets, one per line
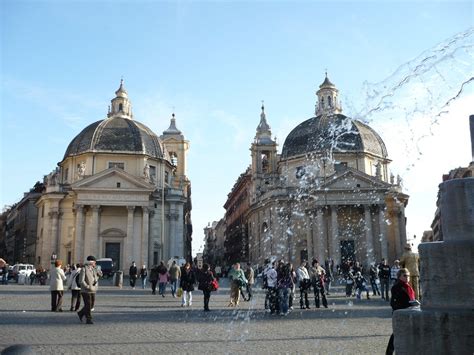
165,171,169,184
64,168,69,182
108,162,125,170
149,165,156,181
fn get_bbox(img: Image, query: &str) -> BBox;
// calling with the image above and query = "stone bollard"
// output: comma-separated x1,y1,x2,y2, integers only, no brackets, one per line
393,178,474,354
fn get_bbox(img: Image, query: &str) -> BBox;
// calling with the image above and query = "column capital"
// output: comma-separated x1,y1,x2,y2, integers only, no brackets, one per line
127,206,135,213
73,204,84,214
91,205,101,212
142,206,150,214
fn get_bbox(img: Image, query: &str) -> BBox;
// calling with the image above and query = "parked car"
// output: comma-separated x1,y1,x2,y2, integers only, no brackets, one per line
11,264,36,282
96,258,115,278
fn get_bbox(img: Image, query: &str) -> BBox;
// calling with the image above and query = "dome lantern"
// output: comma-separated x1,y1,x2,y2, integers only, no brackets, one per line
315,72,342,116
108,79,133,119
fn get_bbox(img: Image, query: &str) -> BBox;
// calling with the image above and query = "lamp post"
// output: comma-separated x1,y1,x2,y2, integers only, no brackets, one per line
50,252,57,266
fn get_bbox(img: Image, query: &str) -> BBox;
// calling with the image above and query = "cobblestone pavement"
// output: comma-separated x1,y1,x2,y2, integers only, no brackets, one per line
0,279,393,354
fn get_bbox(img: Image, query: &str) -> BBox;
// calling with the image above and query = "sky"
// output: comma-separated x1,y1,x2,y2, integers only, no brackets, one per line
1,0,473,256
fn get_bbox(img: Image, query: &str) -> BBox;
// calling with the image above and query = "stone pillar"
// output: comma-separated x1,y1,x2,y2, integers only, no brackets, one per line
49,211,59,256
74,205,85,263
330,205,340,264
393,178,474,354
141,207,149,267
306,213,313,262
399,204,407,249
364,205,374,265
167,207,178,259
148,210,155,267
316,208,325,263
90,205,101,257
378,205,388,261
125,206,135,268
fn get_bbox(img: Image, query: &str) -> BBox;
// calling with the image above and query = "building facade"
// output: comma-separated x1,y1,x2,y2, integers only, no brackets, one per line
243,75,409,268
35,81,192,271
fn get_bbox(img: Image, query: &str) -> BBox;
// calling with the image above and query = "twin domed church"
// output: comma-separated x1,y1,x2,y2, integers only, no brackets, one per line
220,75,409,267
36,81,192,270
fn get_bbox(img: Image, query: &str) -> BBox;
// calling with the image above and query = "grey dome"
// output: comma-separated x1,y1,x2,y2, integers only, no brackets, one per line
64,116,165,160
281,114,388,159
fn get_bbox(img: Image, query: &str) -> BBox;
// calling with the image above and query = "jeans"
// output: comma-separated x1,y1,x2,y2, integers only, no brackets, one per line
159,282,166,295
182,291,192,306
141,277,147,289
380,278,390,300
203,290,211,310
170,279,178,296
370,279,380,295
278,288,289,314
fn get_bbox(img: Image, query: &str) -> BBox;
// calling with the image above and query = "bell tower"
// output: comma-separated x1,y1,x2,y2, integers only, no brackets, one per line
250,103,278,199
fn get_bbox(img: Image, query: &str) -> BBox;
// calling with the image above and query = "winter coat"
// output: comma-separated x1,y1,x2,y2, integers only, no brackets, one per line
149,266,159,282
158,272,169,283
378,264,391,280
129,265,138,279
79,263,99,293
169,264,181,281
66,269,81,291
140,267,147,279
49,267,67,291
390,280,413,311
228,268,247,287
198,270,215,292
180,268,196,291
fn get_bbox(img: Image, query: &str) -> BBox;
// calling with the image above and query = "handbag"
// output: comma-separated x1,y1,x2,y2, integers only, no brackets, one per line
176,287,183,297
210,278,219,291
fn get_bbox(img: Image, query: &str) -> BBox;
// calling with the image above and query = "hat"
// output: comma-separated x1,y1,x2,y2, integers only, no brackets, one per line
86,255,96,261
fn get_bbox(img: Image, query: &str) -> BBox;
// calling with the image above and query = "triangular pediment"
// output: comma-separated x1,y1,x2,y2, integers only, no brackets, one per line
321,168,391,190
71,167,155,192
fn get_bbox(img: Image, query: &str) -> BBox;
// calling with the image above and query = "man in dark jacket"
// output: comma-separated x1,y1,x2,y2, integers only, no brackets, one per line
378,258,391,301
78,255,99,325
129,261,138,289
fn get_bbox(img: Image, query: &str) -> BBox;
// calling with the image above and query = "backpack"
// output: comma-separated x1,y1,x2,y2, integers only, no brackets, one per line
75,272,81,289
262,272,268,289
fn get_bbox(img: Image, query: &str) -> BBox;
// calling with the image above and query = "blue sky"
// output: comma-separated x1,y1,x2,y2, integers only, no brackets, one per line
1,0,473,255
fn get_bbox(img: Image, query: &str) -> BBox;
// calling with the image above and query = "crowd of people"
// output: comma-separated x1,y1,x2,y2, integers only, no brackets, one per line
1,242,421,331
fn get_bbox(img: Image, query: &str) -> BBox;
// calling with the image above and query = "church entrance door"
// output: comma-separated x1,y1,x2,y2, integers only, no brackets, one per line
340,240,355,263
105,242,121,270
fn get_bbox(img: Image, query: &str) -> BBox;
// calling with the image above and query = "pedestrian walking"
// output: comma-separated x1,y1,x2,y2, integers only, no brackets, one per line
198,263,216,311
369,263,381,296
244,263,255,301
180,262,196,306
276,262,294,316
67,264,82,311
139,265,148,289
378,258,391,301
168,261,181,297
149,265,159,295
77,255,100,325
296,261,311,309
50,259,67,312
354,271,371,300
228,263,247,307
129,261,138,289
157,261,168,297
310,260,328,308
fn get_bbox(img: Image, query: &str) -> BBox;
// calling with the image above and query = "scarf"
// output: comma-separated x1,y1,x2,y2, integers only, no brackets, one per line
400,280,415,301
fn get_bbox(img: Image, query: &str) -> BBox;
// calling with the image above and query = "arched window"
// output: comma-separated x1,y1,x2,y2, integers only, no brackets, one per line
119,103,123,111
328,96,332,108
321,97,325,108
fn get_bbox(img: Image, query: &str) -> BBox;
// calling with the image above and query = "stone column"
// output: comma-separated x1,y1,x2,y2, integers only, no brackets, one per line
399,204,407,247
148,210,156,267
90,205,101,257
316,208,325,263
125,206,135,268
330,205,340,264
306,213,313,262
364,205,374,265
49,211,59,256
74,205,85,263
141,207,149,267
378,205,388,260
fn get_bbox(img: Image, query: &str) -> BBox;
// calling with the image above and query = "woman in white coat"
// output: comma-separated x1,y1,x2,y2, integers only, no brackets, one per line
50,260,67,312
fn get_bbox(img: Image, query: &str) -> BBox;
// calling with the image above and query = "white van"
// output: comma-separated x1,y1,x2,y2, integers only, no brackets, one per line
11,264,36,282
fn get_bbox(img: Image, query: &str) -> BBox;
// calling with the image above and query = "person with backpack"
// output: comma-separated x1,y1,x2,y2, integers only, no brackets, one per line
67,264,82,312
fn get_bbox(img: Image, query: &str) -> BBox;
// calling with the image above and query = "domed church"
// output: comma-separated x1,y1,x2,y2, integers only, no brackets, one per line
35,81,192,271
246,75,409,267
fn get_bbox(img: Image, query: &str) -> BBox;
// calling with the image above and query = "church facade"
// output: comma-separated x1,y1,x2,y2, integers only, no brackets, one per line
244,75,409,267
35,81,192,271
